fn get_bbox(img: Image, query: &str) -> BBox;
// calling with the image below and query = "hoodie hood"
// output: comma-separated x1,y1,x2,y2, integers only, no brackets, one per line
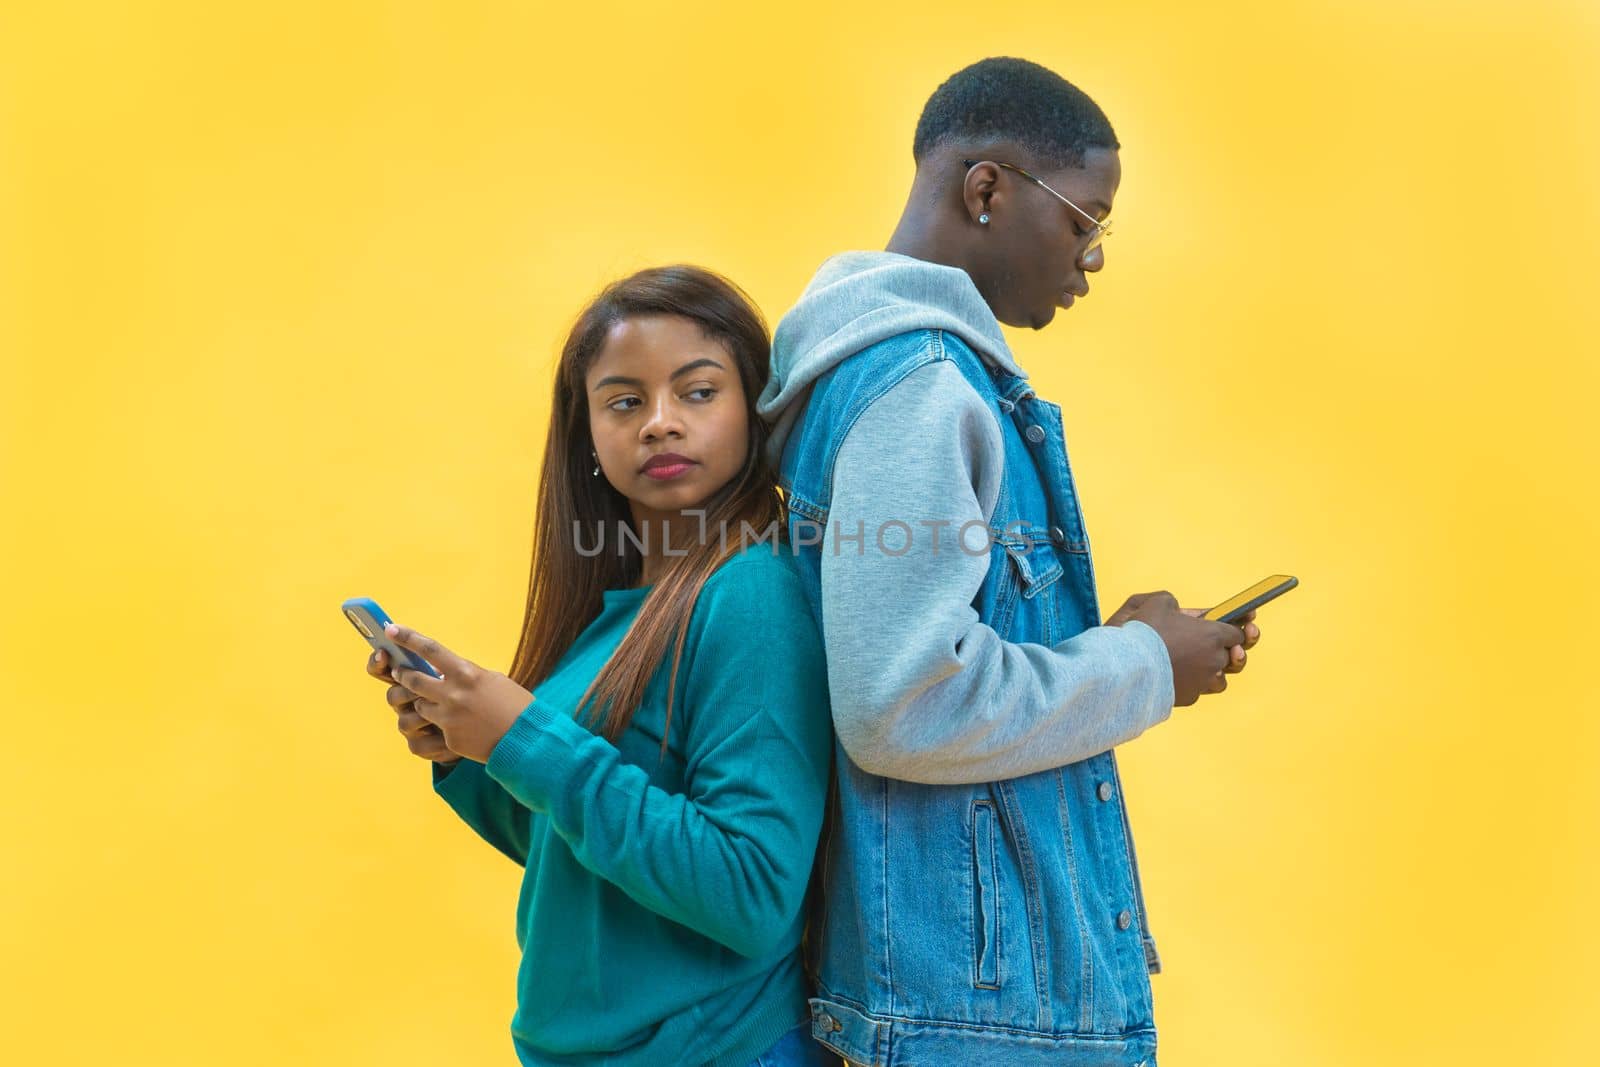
756,250,1026,469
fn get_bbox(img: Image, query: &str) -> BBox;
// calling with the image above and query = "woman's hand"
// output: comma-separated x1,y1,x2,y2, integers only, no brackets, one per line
383,622,537,764
366,648,460,766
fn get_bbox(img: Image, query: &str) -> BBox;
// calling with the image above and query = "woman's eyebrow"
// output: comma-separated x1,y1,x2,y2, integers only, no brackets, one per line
591,357,727,391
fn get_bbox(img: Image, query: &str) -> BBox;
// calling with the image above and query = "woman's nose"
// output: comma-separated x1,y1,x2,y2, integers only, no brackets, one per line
640,396,684,440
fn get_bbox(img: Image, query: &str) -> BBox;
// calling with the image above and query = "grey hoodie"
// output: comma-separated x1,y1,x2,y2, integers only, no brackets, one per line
756,250,1175,784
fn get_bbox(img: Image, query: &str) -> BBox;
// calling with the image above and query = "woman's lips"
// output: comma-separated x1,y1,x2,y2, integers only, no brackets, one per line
641,459,696,481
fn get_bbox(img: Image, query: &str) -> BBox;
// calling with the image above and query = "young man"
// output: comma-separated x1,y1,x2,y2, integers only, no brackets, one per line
757,57,1260,1067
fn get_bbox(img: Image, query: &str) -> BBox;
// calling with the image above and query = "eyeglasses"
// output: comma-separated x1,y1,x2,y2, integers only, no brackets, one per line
961,158,1113,258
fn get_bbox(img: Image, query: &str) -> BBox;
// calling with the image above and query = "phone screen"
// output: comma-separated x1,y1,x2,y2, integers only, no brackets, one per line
1202,575,1298,624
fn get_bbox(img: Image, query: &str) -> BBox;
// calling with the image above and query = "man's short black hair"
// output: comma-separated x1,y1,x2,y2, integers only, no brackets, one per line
913,57,1120,170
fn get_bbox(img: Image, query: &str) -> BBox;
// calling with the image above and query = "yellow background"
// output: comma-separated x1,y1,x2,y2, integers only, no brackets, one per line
4,1,1597,1063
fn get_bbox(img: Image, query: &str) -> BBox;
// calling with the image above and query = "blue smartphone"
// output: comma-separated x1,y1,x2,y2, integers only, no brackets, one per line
341,597,441,678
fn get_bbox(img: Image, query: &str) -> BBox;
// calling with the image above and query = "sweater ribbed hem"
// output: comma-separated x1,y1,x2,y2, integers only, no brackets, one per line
701,966,808,1067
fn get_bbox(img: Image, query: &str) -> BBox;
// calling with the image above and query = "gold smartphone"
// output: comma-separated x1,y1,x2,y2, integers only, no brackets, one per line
1202,575,1298,625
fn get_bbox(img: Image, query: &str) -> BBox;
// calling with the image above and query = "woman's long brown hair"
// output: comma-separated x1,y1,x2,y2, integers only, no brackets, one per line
506,265,785,749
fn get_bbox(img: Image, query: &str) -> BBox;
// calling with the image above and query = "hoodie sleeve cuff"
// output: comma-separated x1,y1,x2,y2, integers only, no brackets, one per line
1120,619,1176,724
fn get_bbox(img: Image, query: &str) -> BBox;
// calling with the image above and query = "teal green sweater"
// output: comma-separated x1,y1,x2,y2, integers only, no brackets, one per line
431,544,832,1067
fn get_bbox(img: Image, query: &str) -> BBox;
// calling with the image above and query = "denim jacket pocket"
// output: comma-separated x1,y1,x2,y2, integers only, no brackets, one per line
999,534,1063,644
1000,532,1063,595
970,799,1001,989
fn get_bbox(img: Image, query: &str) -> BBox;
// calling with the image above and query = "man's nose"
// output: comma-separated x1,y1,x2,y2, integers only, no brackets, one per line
1079,244,1105,272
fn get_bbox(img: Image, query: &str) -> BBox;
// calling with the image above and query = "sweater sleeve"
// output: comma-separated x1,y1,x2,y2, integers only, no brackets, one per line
818,358,1176,785
481,558,832,959
431,758,532,866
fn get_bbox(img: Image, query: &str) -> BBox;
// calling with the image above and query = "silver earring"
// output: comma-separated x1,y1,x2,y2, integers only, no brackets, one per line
979,213,990,224
591,451,600,477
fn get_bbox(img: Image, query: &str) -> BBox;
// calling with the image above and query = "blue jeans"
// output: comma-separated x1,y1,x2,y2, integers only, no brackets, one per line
746,1021,839,1067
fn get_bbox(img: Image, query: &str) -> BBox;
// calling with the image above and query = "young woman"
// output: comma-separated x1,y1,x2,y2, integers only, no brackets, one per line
363,265,837,1067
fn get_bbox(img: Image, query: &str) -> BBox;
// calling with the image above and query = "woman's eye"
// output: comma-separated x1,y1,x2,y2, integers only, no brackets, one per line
686,387,716,401
608,397,640,412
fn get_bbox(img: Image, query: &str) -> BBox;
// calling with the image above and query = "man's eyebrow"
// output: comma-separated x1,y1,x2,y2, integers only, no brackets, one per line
1086,200,1111,219
591,357,727,391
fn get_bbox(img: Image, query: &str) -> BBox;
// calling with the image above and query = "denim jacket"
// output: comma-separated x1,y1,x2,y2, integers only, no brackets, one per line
758,252,1174,1067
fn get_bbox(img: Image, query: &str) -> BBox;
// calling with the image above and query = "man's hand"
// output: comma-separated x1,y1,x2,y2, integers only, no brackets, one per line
1104,591,1256,706
1178,606,1260,674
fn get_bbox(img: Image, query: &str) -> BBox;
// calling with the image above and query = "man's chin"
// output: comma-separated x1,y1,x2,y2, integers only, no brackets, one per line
999,303,1058,330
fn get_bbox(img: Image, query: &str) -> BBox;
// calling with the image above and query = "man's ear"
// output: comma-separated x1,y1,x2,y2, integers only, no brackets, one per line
959,159,1003,225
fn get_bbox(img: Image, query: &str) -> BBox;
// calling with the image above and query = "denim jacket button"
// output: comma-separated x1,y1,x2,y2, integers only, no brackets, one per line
1097,781,1113,802
1025,424,1046,443
1049,525,1066,547
1117,909,1133,930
